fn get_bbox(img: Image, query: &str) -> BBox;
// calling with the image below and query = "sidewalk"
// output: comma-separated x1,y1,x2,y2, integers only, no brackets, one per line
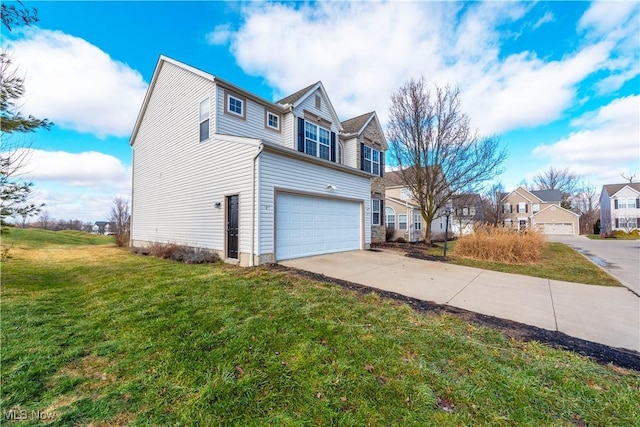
281,250,640,352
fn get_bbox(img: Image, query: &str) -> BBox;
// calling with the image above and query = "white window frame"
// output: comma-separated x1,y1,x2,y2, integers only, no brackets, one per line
532,203,540,213
266,111,280,131
226,93,244,117
413,213,421,230
503,203,512,214
517,202,527,213
399,214,408,230
362,146,380,175
385,207,396,230
304,121,331,161
469,206,476,216
372,199,381,226
199,98,210,142
400,188,412,200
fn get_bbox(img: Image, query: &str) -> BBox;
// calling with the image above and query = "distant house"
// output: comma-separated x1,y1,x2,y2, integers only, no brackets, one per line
383,171,480,241
599,183,640,234
129,55,386,265
93,221,116,235
500,186,579,235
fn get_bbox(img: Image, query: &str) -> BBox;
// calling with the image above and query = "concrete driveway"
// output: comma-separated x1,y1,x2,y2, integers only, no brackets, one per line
547,235,640,295
281,250,640,352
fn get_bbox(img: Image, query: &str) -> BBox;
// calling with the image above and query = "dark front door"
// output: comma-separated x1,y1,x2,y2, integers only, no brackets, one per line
227,195,239,259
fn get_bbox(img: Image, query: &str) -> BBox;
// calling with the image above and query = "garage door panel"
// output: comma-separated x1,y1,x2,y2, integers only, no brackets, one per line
539,223,573,235
276,193,361,261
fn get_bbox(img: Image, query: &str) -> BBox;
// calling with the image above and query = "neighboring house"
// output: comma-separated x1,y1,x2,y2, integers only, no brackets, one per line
384,171,453,242
599,183,640,234
340,112,388,242
450,193,483,237
130,55,385,266
93,221,116,235
501,186,579,235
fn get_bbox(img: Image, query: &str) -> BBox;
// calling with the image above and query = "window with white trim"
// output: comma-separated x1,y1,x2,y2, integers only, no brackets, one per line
372,199,381,226
304,121,331,160
517,202,527,213
400,188,412,200
413,213,421,230
532,203,540,213
199,98,209,142
504,218,512,227
266,111,279,131
362,146,380,175
399,214,408,230
503,203,512,213
226,94,244,117
385,207,395,229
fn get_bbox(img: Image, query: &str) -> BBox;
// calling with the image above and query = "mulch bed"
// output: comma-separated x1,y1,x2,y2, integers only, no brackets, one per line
371,241,450,262
270,264,640,371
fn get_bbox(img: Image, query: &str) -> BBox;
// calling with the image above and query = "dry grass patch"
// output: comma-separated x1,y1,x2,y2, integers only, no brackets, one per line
455,225,544,264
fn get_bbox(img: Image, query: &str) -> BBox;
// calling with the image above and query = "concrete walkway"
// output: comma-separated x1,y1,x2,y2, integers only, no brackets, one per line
281,250,640,352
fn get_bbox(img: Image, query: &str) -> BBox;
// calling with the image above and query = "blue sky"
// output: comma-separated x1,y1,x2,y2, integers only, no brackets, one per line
2,1,638,222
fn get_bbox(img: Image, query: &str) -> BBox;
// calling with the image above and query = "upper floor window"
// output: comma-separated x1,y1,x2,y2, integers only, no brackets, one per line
225,91,246,120
517,202,527,213
532,203,540,213
372,199,381,225
199,98,209,142
305,121,331,160
266,111,280,131
616,198,640,209
362,146,380,175
400,188,412,200
469,206,476,216
503,203,512,214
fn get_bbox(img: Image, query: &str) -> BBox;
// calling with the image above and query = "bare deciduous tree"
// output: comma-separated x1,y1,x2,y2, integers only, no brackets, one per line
109,196,130,247
38,210,51,229
387,77,507,241
532,166,579,210
480,182,506,226
574,182,600,235
620,171,636,183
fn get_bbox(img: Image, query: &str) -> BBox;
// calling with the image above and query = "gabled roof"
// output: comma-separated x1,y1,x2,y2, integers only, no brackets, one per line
501,186,561,203
341,112,375,134
277,82,318,105
530,189,562,203
533,204,579,218
386,196,420,210
384,170,407,187
602,183,640,197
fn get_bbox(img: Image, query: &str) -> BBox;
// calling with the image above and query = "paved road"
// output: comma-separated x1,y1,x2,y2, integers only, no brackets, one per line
547,235,640,295
282,250,640,352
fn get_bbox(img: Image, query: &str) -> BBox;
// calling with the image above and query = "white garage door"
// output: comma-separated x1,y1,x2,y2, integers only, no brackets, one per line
276,193,361,261
539,223,574,235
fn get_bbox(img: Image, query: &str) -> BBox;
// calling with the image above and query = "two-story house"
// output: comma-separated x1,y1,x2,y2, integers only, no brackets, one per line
383,171,479,241
599,183,640,234
130,56,385,266
501,186,579,235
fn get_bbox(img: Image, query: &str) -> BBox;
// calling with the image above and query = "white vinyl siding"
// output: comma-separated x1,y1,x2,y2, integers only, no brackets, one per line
342,137,358,169
257,151,370,257
131,61,257,254
292,89,338,134
216,86,284,145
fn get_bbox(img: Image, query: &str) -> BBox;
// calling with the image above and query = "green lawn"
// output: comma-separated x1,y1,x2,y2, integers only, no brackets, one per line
425,241,621,287
1,229,639,425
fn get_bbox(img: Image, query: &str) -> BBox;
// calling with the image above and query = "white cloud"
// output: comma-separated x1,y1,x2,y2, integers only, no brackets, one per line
207,24,233,45
532,95,640,181
209,2,618,135
2,28,148,138
14,149,131,189
578,1,638,37
3,149,132,222
532,11,554,29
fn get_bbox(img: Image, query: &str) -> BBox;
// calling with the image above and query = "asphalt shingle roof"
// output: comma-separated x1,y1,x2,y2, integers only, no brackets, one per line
530,189,562,203
603,183,640,196
277,82,319,105
341,112,374,135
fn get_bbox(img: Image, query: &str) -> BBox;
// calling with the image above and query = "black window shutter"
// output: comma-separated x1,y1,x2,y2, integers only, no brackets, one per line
615,218,619,228
526,204,528,213
636,198,640,208
380,152,384,177
614,199,618,209
360,143,365,171
297,117,305,153
637,217,640,228
330,132,336,162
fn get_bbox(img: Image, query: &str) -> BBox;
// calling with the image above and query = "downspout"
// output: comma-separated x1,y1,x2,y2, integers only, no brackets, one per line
250,143,265,267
